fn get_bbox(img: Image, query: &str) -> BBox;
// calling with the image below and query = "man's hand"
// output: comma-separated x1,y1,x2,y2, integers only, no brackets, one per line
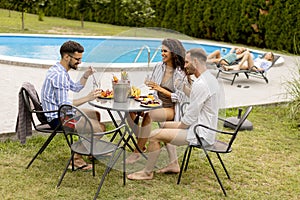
83,66,96,79
86,89,102,101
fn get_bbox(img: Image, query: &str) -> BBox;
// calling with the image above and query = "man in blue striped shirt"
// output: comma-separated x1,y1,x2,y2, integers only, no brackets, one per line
41,40,104,170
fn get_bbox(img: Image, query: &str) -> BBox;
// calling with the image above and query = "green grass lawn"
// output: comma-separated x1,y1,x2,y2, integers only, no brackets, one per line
0,8,130,36
0,8,195,40
0,8,299,200
0,105,299,200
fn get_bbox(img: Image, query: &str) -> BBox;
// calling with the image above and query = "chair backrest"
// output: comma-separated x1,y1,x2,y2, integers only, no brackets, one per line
22,87,48,125
59,104,95,153
227,106,253,150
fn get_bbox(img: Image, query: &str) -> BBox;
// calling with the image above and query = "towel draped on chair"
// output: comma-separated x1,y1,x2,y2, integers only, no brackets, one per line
15,82,47,144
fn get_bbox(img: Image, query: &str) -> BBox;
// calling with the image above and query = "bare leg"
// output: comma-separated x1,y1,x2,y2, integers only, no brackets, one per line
207,50,221,63
81,108,105,132
126,112,140,137
126,108,174,164
237,52,254,70
127,128,188,180
156,143,180,174
222,51,255,71
72,108,105,167
223,64,240,71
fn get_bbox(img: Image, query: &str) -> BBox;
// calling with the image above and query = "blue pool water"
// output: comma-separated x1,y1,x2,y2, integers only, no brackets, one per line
0,34,261,63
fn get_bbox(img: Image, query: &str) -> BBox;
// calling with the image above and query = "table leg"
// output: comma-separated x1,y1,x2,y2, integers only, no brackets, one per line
111,110,147,160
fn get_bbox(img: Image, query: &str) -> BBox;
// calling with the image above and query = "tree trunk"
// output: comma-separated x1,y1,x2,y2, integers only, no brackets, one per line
22,10,25,30
81,15,84,28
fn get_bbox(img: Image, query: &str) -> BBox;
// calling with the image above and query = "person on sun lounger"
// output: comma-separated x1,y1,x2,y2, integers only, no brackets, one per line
207,47,249,66
222,51,274,72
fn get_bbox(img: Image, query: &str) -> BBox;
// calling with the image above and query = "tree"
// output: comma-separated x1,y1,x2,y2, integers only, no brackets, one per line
161,0,177,30
120,0,155,27
77,0,95,28
37,0,51,21
9,0,38,30
147,0,166,27
0,0,15,17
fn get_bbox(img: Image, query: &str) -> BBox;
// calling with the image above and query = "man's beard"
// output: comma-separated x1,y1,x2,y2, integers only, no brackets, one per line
69,62,78,70
185,63,195,75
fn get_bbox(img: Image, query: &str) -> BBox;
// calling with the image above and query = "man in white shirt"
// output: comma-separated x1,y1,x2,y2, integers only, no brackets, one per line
127,48,220,180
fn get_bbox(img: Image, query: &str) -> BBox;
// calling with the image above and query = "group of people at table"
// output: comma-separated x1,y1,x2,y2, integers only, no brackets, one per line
40,38,272,180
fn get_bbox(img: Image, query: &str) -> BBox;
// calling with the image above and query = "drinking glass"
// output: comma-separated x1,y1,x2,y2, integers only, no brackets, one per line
144,74,152,86
144,74,154,91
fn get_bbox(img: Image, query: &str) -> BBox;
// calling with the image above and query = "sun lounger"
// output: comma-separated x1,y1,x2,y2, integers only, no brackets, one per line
216,54,281,85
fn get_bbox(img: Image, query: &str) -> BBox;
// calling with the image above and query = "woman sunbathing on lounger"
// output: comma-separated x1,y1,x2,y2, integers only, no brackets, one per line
223,51,274,71
207,46,248,65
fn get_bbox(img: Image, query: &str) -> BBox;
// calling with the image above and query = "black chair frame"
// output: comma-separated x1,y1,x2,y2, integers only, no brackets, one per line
56,104,127,200
177,106,253,196
22,88,63,169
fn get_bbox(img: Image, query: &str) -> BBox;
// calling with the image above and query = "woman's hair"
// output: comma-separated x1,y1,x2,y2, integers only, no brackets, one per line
264,52,274,62
162,38,186,70
60,40,84,57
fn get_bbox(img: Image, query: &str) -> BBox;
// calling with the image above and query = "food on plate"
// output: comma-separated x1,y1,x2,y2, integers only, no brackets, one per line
140,99,160,107
140,98,160,105
139,93,160,106
134,96,147,101
134,93,156,102
147,94,155,100
131,86,141,97
99,89,114,98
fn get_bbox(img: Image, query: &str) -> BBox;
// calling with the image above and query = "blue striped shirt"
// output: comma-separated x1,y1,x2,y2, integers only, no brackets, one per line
41,62,84,121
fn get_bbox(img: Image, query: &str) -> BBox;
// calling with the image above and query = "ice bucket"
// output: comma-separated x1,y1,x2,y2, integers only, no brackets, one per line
113,80,130,103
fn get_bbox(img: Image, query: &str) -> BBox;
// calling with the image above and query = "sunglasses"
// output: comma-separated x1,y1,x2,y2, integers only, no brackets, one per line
68,54,82,62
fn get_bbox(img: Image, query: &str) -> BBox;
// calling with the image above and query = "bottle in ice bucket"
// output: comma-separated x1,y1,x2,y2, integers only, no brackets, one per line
121,70,128,81
112,70,130,103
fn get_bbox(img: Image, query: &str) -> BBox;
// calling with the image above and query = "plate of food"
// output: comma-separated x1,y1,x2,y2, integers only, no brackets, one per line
99,96,113,99
140,100,161,108
98,89,114,99
130,86,141,98
135,94,155,102
134,95,148,101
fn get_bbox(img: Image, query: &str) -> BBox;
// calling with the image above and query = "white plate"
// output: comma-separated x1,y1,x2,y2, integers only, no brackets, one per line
140,103,161,108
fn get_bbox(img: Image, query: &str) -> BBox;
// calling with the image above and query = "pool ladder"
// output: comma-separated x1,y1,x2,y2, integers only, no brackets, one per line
134,45,161,68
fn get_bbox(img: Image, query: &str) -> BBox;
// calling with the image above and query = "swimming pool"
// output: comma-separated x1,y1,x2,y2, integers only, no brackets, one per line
0,34,262,66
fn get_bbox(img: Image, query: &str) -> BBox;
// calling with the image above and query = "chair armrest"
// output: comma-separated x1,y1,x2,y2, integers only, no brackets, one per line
94,124,126,137
194,124,234,136
217,117,226,122
180,102,190,117
32,109,58,114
